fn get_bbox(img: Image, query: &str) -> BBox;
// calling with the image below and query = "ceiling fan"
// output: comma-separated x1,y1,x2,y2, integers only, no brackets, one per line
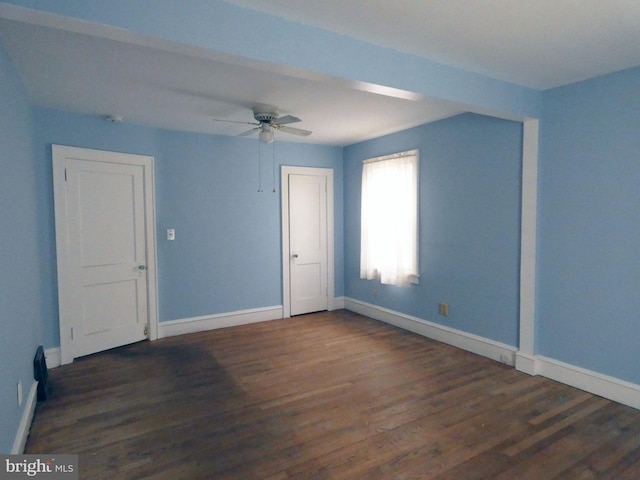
213,104,312,143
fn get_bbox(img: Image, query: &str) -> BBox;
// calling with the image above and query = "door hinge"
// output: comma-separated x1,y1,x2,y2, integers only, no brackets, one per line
70,327,74,340
144,326,148,337
64,168,67,182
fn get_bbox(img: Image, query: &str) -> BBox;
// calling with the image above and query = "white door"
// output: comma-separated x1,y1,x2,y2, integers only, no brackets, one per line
53,146,157,364
282,167,334,317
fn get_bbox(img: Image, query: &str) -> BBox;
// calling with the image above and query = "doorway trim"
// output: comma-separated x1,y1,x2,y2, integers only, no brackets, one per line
52,145,159,364
281,166,334,318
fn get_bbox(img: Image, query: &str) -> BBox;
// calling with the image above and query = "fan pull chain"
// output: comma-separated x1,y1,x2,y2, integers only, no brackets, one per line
272,140,277,193
257,139,263,193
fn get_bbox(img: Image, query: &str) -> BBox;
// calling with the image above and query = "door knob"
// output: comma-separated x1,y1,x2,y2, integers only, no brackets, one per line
138,265,147,270
292,254,298,259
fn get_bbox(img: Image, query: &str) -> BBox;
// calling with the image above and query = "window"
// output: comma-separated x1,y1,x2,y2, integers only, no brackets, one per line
360,149,419,286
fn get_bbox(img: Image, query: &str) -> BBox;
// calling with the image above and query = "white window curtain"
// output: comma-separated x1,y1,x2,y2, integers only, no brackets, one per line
360,150,419,286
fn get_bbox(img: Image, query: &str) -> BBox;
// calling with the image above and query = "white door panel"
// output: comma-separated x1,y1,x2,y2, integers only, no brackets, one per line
75,168,138,266
53,146,156,364
66,159,147,357
82,281,138,334
288,174,328,315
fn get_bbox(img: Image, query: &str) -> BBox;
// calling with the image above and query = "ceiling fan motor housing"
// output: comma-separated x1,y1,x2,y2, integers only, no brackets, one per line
252,104,280,124
254,111,279,124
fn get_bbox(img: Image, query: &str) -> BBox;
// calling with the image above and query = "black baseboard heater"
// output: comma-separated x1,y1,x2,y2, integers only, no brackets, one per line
33,346,50,401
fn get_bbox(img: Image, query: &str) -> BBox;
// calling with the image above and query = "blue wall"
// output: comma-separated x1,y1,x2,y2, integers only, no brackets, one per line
538,67,640,384
344,113,523,346
32,108,344,346
0,41,44,454
155,131,344,320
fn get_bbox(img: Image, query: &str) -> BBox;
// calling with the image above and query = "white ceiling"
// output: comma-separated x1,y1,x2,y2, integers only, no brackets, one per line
225,0,640,90
1,1,639,146
0,15,463,146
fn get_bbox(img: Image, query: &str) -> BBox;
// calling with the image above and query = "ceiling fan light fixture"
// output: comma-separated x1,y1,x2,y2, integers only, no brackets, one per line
259,124,274,144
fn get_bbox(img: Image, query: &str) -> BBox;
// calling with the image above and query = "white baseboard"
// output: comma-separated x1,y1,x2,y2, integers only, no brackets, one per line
515,351,539,375
158,305,283,338
344,298,517,365
45,347,61,369
11,380,38,454
331,296,345,310
536,356,640,410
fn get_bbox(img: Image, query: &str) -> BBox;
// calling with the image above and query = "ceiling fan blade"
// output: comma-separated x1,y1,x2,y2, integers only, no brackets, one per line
278,125,312,136
212,118,260,126
238,127,261,137
273,115,301,126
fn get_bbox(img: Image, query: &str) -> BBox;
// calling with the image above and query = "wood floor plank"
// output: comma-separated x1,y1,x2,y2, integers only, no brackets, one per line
502,397,610,457
25,310,640,479
495,404,637,480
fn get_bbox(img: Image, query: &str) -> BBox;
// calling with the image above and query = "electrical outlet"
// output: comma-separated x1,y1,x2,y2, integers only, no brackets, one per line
17,379,23,406
439,302,449,316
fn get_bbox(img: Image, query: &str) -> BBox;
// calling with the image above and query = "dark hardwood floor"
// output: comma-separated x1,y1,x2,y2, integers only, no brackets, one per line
26,310,640,479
